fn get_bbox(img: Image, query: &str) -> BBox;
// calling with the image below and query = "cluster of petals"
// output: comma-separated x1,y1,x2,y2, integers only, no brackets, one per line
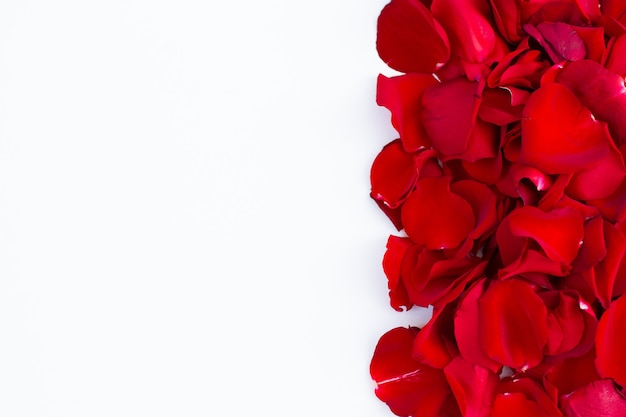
369,0,626,415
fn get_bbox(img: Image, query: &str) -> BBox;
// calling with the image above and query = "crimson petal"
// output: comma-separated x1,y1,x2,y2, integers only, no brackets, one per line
561,379,626,417
520,83,610,174
401,176,475,249
376,0,450,73
596,295,626,387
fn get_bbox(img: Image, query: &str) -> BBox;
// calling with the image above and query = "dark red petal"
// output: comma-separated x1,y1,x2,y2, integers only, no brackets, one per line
370,327,451,417
572,26,606,63
520,83,610,174
557,59,626,146
370,139,418,209
596,295,626,387
377,74,439,153
376,0,450,73
561,379,626,417
401,176,475,250
382,236,414,312
479,279,549,370
421,78,482,157
444,356,499,417
455,279,502,372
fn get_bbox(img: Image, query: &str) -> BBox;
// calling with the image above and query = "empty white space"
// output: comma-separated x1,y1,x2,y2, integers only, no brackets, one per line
0,1,432,416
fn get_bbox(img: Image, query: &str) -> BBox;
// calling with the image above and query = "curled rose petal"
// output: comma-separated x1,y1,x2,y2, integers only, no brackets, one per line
370,327,452,417
377,74,439,153
596,295,626,387
376,0,450,73
524,22,587,63
520,83,610,174
493,377,562,417
605,34,626,77
401,176,475,250
413,302,458,368
370,139,418,209
382,235,413,312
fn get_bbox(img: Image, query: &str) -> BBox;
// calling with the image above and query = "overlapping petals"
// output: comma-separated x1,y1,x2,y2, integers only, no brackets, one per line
369,0,626,415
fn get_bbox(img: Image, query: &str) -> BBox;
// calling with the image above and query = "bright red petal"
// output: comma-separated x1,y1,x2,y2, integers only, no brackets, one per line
377,74,439,152
401,177,475,249
370,139,418,209
479,279,549,370
596,295,626,387
370,327,451,417
520,83,610,174
376,0,450,73
561,379,626,417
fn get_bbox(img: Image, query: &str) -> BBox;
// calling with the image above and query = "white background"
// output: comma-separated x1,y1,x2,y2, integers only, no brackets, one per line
0,1,432,415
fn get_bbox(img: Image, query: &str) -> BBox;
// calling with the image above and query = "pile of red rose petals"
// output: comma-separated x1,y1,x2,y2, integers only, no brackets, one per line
369,0,626,416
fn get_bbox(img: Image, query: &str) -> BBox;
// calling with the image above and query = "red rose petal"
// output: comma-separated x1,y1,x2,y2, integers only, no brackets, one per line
501,206,584,265
370,139,418,209
377,74,439,153
413,303,458,368
479,279,549,370
444,356,499,417
596,295,626,387
382,236,414,312
520,83,610,174
561,379,626,417
557,59,626,146
376,0,450,73
401,177,475,250
431,0,507,64
455,279,502,373
370,327,451,417
545,348,600,396
605,34,626,77
491,393,546,417
421,78,482,157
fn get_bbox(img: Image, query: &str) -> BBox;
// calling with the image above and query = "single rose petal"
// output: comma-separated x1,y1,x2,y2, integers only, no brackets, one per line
605,34,626,77
520,83,610,174
377,74,439,153
370,327,451,417
500,206,584,265
444,356,499,417
431,0,507,64
413,303,458,368
525,22,587,63
572,216,607,272
594,220,626,308
572,25,606,62
370,139,418,209
421,78,482,157
566,139,626,200
479,279,549,370
455,279,502,372
557,59,626,146
376,0,450,73
561,379,626,417
596,295,626,387
401,176,475,249
479,88,525,126
493,378,562,417
382,235,414,312
545,348,600,396
489,0,523,43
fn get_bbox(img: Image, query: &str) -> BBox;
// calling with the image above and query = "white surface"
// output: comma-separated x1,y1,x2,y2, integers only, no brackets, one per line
0,1,432,416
